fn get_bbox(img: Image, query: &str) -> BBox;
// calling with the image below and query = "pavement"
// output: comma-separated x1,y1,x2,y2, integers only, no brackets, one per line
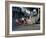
12,24,40,31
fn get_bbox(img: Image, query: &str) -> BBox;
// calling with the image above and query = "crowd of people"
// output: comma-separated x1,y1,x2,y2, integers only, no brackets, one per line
12,7,40,26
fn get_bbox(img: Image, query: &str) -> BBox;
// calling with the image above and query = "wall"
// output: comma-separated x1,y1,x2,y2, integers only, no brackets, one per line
0,0,46,38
